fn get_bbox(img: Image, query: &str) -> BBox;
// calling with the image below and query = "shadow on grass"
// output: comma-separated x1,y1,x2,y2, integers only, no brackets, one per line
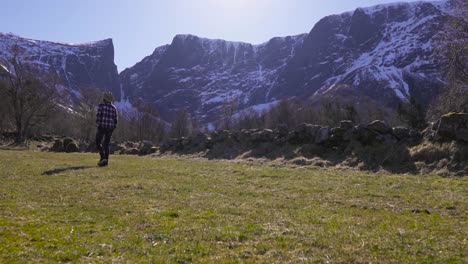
42,166,95,176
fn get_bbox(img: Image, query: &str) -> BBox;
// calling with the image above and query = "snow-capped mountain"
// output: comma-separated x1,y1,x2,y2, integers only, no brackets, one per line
277,0,450,107
120,34,306,123
0,1,455,126
120,0,452,125
0,33,120,103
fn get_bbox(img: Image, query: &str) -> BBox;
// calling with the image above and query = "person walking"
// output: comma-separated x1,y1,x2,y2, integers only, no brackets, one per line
96,92,118,167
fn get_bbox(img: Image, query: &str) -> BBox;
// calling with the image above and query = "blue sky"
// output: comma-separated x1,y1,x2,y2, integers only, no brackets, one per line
2,0,420,72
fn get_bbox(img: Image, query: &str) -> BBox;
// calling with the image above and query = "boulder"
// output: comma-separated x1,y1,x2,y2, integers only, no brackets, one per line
42,135,55,142
353,124,378,145
139,141,157,155
289,124,321,144
367,120,392,134
329,127,352,145
275,124,289,138
392,127,411,140
393,127,421,142
123,148,140,155
375,134,398,145
159,139,179,153
65,141,80,153
409,129,421,139
315,127,330,144
211,130,232,143
124,141,139,149
63,138,74,149
340,120,354,130
251,129,275,143
190,133,212,150
435,112,468,142
50,139,64,152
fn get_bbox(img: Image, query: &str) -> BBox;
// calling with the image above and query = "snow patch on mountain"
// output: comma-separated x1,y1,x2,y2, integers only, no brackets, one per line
317,0,447,101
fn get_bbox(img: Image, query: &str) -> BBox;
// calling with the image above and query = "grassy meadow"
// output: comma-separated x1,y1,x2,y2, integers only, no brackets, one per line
0,150,466,263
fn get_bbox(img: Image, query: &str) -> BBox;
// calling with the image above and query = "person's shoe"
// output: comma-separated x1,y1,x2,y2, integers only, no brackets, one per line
98,159,108,167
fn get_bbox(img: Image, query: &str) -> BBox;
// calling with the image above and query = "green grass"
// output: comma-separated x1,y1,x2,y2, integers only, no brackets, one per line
0,150,466,263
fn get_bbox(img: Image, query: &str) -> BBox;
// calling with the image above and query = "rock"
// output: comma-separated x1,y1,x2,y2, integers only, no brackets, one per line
139,141,156,155
315,127,330,144
65,141,80,153
340,120,354,130
63,138,74,148
409,129,421,139
375,134,398,144
292,157,311,166
435,112,468,142
251,129,275,143
367,120,391,134
50,139,64,152
211,130,232,143
190,133,212,150
124,148,140,155
124,142,139,149
329,127,347,144
275,124,289,138
161,138,185,152
393,127,411,140
353,124,378,145
393,126,421,142
289,124,321,144
42,135,55,142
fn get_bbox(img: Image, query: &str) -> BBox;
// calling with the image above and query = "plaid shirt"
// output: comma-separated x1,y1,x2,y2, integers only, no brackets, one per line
96,103,118,129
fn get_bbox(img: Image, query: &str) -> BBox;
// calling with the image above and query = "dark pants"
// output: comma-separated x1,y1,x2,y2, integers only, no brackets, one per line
95,127,114,161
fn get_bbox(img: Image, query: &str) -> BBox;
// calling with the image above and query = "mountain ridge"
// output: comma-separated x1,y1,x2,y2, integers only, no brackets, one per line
0,32,120,105
120,0,451,125
0,0,453,127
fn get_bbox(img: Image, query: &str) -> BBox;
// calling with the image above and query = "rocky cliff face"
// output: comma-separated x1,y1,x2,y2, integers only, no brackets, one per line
120,34,306,123
276,1,450,107
120,0,452,125
0,33,120,103
0,1,454,125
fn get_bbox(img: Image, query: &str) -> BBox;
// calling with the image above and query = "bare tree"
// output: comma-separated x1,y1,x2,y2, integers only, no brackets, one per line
221,98,238,131
428,0,468,120
427,84,467,121
170,110,192,138
0,53,61,143
444,0,468,82
318,99,358,126
265,98,297,129
131,98,166,142
76,87,102,141
0,79,12,133
236,112,266,130
397,96,427,130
